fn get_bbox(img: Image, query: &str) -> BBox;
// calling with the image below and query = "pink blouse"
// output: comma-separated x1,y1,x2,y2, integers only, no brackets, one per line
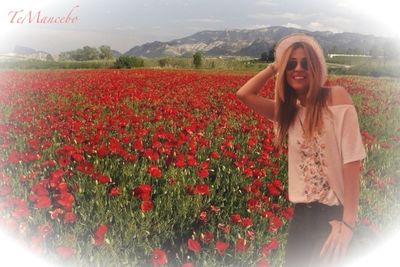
287,104,366,206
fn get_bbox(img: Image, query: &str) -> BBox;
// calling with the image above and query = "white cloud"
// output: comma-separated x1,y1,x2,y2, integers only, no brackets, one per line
255,0,279,6
283,23,304,29
248,12,310,21
280,13,305,20
187,18,223,24
245,24,270,29
303,15,352,33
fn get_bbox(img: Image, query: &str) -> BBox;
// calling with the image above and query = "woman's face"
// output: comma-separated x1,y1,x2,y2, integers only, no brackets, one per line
285,47,310,95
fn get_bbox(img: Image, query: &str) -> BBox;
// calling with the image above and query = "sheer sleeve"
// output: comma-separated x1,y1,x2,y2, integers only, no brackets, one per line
340,106,366,164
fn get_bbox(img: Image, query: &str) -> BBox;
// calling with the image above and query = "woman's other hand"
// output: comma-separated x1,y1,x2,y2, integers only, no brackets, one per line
320,220,353,265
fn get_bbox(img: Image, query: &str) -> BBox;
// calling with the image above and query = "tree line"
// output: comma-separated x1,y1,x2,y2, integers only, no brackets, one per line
59,45,114,61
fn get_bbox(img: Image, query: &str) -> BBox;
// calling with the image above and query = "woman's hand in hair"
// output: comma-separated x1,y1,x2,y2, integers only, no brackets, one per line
269,62,278,74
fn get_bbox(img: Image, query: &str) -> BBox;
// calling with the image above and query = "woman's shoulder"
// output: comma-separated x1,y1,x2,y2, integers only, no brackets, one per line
326,85,353,106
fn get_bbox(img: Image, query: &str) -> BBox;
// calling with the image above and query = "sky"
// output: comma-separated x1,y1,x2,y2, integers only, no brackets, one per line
1,0,400,54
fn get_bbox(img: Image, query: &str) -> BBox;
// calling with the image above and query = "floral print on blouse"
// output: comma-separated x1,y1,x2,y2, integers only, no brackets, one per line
297,128,332,203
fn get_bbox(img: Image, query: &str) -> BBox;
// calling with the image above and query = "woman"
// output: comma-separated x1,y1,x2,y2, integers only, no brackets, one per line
236,33,366,267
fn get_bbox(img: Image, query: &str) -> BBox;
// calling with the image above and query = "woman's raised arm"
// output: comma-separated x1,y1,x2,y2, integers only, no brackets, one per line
236,63,277,122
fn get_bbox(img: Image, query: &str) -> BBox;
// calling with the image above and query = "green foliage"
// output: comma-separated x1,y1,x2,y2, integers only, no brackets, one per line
114,56,144,69
158,58,168,67
2,51,399,78
46,54,54,62
260,52,269,62
193,52,203,68
99,45,114,60
0,59,115,69
58,45,114,61
328,59,400,78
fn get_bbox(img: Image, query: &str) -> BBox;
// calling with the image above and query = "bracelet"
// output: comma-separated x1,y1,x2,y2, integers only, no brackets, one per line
341,221,355,231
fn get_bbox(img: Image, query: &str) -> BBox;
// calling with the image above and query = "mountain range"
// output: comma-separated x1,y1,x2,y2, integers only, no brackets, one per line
124,26,396,58
4,26,398,60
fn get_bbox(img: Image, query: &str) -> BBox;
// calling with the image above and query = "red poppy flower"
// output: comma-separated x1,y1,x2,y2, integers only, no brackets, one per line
266,183,281,197
247,198,261,211
174,154,186,168
217,223,231,234
56,246,75,258
95,224,108,238
235,238,249,253
187,239,201,254
58,182,69,192
282,207,294,220
108,186,121,197
269,216,283,232
93,173,112,184
92,236,105,246
187,155,197,167
210,151,219,159
200,231,214,244
230,213,242,223
260,238,279,256
256,258,270,267
133,139,143,151
0,185,12,196
35,196,52,209
72,153,85,162
182,262,195,267
241,217,253,228
141,200,154,212
12,203,30,219
63,211,77,223
198,211,207,222
151,248,168,266
92,224,108,246
148,165,162,178
197,168,209,178
50,208,64,220
193,184,210,196
133,184,152,201
215,240,229,255
55,192,74,211
38,223,53,237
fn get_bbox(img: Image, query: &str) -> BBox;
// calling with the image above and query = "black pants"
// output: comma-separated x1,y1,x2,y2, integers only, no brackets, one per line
284,202,344,267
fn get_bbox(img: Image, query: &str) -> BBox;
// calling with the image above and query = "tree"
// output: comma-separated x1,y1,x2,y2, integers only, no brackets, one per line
82,46,100,60
260,52,268,62
58,46,101,61
158,58,168,67
114,56,144,69
46,54,54,61
193,52,202,68
99,45,114,60
268,43,276,62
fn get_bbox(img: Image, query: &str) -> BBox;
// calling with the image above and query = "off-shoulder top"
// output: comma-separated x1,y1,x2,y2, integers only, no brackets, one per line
287,104,367,206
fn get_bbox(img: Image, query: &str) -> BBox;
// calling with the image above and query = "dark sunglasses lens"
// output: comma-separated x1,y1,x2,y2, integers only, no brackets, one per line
286,59,308,71
301,59,308,70
286,60,297,70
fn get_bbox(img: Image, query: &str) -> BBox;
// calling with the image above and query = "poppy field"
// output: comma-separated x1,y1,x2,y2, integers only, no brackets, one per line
0,69,399,267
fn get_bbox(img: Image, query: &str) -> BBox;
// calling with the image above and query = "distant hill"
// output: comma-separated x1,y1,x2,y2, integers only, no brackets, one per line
124,26,398,58
112,50,122,58
0,46,53,61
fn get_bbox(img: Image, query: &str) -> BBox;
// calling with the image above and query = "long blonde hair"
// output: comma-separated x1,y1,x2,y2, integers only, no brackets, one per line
274,42,330,147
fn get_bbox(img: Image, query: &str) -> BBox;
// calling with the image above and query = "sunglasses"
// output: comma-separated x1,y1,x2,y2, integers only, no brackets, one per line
286,58,308,71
